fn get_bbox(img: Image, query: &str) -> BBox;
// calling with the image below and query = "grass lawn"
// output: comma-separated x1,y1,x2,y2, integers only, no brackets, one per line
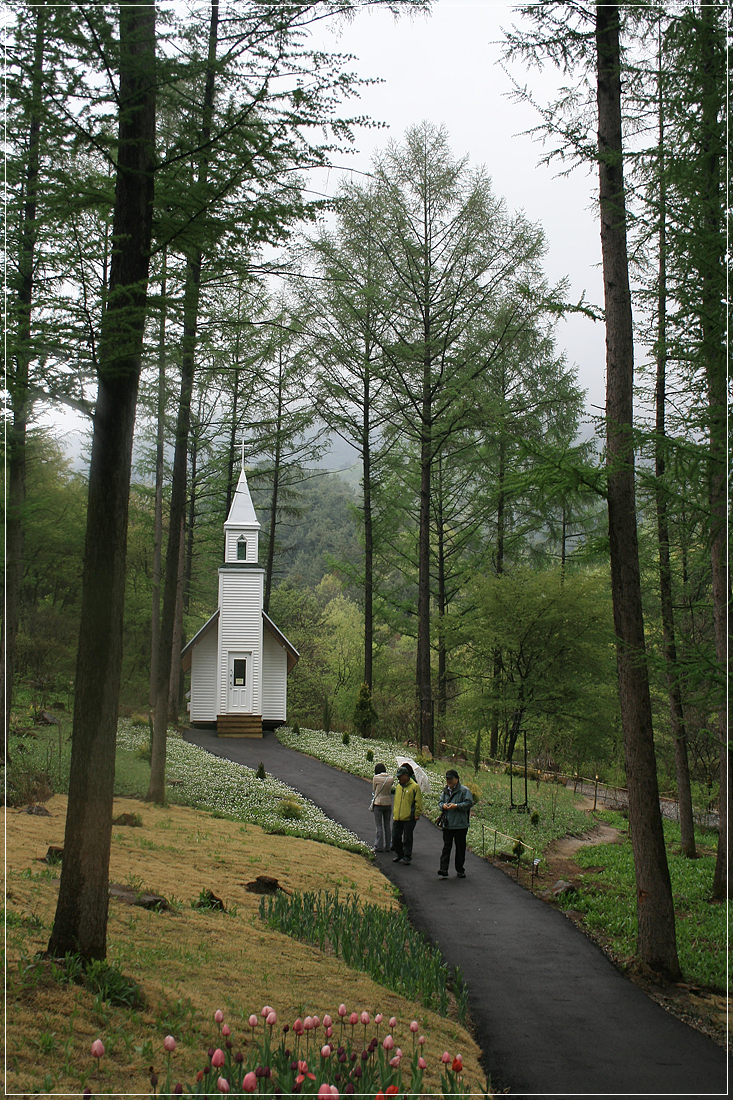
4,720,486,1096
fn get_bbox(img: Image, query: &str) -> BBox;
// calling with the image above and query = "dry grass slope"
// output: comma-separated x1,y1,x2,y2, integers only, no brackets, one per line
5,796,486,1095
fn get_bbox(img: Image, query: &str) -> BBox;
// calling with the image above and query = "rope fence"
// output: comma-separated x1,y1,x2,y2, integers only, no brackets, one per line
438,742,719,831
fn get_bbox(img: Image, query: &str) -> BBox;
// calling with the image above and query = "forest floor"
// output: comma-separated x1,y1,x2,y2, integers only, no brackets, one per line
523,798,729,1051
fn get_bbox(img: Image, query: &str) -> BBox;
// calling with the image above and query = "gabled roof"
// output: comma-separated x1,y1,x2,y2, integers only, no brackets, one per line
181,609,300,675
181,610,219,671
263,612,300,674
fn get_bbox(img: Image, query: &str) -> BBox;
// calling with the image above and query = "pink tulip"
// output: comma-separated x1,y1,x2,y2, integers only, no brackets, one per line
242,1071,257,1093
338,1004,347,1017
319,1086,332,1099
91,1039,105,1060
418,1035,426,1046
409,1020,419,1033
383,1035,394,1051
321,1044,331,1058
211,1048,226,1068
262,1005,274,1017
441,1051,451,1064
163,1035,176,1053
388,1017,397,1029
221,1024,230,1038
389,1054,401,1068
349,1012,358,1026
215,1010,224,1024
325,1026,333,1038
313,1015,321,1028
266,1012,277,1027
294,1017,304,1035
360,1011,370,1025
217,1078,230,1094
323,1014,332,1028
418,1056,427,1070
304,1016,314,1030
248,1014,258,1029
374,1013,383,1025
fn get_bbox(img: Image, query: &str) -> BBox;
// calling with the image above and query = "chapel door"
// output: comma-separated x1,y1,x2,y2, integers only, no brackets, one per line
227,652,251,711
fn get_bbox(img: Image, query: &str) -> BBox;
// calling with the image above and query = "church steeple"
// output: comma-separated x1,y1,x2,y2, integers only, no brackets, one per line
223,452,260,564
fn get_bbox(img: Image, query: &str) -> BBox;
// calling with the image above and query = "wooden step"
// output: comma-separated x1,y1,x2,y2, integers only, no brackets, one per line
216,713,263,738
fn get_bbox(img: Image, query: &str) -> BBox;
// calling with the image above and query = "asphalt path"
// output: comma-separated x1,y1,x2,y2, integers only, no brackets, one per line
184,727,730,1099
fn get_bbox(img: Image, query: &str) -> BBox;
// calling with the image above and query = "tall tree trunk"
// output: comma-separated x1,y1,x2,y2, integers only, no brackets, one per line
3,1,47,763
436,456,448,721
653,38,695,857
150,247,168,710
47,0,156,960
417,362,433,756
490,435,506,759
168,513,186,721
694,5,729,901
147,0,218,804
264,349,284,615
596,2,680,979
362,369,374,690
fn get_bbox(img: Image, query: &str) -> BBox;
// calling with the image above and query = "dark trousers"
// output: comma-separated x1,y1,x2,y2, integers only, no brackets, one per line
440,828,468,874
392,817,417,861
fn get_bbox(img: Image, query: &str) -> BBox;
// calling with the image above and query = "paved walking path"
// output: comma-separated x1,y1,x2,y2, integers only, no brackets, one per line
184,728,730,1098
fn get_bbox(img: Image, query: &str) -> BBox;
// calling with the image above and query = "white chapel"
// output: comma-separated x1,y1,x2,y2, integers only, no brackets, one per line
181,460,298,737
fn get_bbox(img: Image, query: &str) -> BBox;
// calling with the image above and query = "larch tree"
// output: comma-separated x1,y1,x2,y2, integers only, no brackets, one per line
47,0,157,961
595,1,679,979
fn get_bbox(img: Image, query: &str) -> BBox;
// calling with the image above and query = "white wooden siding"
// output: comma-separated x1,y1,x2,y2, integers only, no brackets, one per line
262,628,287,722
190,623,218,722
217,569,264,713
224,529,259,563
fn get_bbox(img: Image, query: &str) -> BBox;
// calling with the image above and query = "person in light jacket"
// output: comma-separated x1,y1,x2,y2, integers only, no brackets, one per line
391,766,423,865
437,769,473,879
371,763,394,852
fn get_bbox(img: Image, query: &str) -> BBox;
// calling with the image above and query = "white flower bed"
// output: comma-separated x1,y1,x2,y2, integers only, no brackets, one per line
116,720,369,854
275,726,439,794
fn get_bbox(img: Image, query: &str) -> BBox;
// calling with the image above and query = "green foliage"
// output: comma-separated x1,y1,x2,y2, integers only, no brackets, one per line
567,819,725,988
260,889,469,1023
256,761,267,780
353,681,378,738
450,566,619,771
50,953,145,1008
322,694,333,734
366,749,374,762
341,732,350,745
276,798,304,820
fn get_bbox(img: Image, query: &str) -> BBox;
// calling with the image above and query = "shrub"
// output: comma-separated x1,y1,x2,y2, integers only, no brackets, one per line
353,682,378,738
277,798,303,820
342,732,350,746
256,761,267,780
366,749,374,762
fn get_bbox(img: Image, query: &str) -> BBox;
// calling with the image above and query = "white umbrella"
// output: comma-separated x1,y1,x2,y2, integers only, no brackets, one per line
396,755,432,794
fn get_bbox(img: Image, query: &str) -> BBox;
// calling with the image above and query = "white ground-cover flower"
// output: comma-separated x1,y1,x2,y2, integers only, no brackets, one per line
276,727,439,793
116,720,369,853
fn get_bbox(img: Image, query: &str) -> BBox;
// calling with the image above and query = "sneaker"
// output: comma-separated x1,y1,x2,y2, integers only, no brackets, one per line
392,855,404,863
456,871,466,878
402,858,411,865
437,870,448,877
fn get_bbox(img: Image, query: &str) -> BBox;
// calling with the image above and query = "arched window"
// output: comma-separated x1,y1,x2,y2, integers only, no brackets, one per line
237,536,247,561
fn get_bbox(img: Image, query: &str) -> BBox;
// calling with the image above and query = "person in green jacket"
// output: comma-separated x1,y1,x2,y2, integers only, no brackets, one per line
391,765,423,865
437,769,473,878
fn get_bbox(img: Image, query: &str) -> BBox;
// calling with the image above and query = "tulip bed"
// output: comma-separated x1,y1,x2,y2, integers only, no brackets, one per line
86,1005,484,1097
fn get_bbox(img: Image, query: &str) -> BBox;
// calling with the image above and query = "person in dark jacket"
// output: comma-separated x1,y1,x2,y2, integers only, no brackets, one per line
437,769,473,878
